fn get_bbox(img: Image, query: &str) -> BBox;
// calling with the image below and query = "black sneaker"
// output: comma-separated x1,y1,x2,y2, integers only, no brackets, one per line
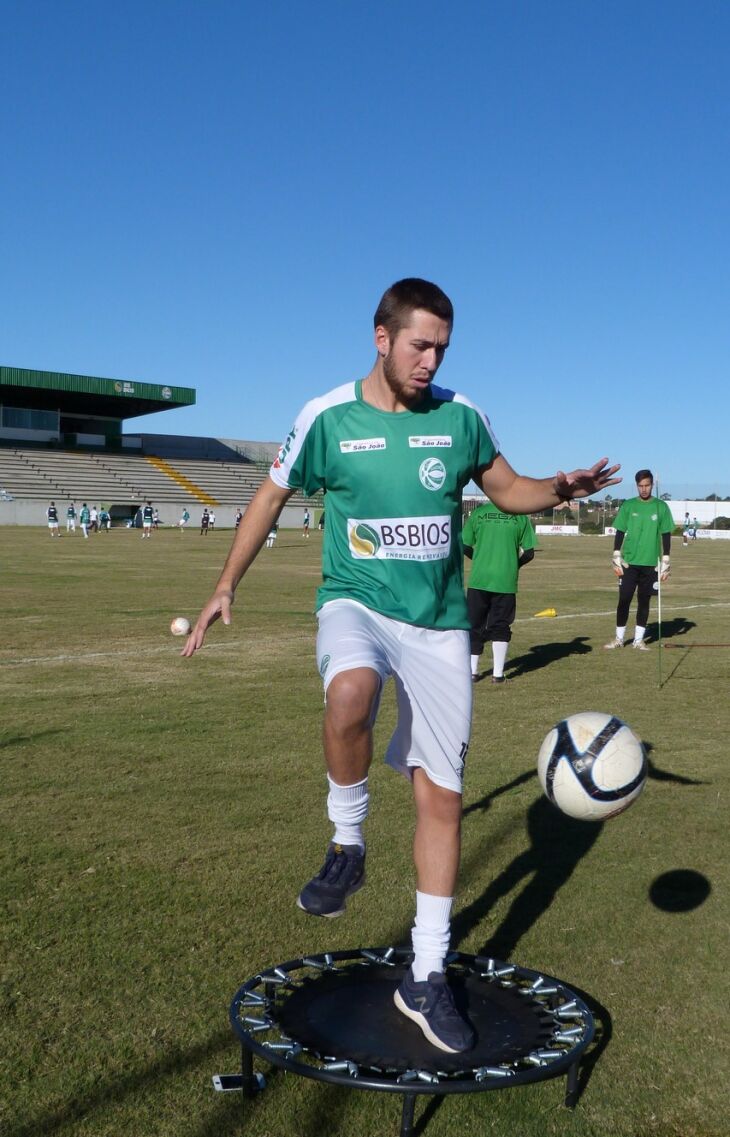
394,969,475,1053
296,842,366,918
491,675,506,684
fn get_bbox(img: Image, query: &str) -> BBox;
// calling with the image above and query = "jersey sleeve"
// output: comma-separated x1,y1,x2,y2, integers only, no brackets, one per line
450,392,500,471
613,501,629,532
269,382,355,496
462,510,477,548
659,501,675,533
519,515,538,549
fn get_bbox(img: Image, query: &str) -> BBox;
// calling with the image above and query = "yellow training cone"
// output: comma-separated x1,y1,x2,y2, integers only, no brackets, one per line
534,607,557,618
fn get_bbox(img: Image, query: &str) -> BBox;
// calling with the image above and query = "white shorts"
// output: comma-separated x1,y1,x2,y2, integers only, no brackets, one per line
316,598,472,794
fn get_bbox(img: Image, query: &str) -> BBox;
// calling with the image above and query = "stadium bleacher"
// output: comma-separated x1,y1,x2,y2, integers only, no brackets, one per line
0,447,319,509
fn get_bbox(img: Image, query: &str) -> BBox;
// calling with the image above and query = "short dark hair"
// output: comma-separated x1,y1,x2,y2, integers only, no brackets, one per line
374,278,454,338
635,469,653,484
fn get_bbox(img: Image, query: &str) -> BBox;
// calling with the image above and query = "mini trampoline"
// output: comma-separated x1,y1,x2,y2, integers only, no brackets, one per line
221,946,596,1136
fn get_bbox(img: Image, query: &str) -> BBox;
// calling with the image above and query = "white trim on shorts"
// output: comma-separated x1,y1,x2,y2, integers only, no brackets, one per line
316,598,472,794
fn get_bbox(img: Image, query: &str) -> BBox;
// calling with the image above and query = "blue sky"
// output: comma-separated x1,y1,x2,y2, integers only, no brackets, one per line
2,0,728,496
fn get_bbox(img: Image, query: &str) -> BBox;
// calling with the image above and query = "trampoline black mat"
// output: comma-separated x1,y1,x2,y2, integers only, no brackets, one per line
273,962,554,1073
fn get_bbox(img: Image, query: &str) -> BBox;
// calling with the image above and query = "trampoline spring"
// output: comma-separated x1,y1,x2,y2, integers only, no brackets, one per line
528,1049,563,1063
302,957,328,969
360,949,397,966
530,986,560,998
323,1060,359,1077
399,1069,439,1085
242,992,267,1007
475,1066,513,1081
493,965,516,979
263,1041,302,1057
257,971,289,986
242,1016,274,1032
554,1001,581,1019
553,1027,584,1041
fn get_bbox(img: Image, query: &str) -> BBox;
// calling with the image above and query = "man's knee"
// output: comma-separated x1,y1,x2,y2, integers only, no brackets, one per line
325,668,380,733
413,769,462,824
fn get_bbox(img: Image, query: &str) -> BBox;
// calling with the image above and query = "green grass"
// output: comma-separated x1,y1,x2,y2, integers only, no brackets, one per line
1,528,728,1137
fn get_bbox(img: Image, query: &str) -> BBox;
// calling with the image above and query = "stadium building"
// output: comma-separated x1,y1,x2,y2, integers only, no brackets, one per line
0,366,322,527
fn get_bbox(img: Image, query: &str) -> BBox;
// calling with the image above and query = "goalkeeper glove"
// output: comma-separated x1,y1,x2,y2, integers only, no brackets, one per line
611,550,625,577
660,555,671,581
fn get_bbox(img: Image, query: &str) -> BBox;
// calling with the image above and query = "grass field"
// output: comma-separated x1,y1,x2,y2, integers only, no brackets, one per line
2,526,728,1137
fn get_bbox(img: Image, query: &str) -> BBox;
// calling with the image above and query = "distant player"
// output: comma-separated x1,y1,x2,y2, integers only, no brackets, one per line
463,501,536,683
200,508,210,536
152,508,160,530
302,508,310,538
209,510,216,531
234,508,243,530
79,503,91,539
179,508,190,532
682,511,691,546
605,469,673,651
141,501,154,539
66,503,77,533
46,501,60,537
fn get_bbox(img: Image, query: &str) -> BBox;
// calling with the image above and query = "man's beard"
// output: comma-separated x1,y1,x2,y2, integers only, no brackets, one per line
382,352,428,408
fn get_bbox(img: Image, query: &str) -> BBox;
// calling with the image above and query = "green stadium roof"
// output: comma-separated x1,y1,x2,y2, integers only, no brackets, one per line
0,366,195,420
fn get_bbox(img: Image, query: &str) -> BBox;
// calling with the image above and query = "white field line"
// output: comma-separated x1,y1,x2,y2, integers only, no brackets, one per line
2,600,729,668
516,600,730,625
0,639,251,668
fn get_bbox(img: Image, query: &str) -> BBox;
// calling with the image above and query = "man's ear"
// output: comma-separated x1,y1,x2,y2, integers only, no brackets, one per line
374,324,391,358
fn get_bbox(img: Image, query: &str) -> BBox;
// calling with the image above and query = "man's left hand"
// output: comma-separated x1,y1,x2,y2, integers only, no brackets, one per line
553,458,622,500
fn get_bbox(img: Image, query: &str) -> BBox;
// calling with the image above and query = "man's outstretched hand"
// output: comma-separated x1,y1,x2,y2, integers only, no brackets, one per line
181,589,234,657
553,458,622,500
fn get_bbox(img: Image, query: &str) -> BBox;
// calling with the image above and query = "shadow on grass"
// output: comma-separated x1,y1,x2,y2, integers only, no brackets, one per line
506,636,592,678
644,741,708,786
0,729,65,749
8,1029,235,1137
646,616,696,641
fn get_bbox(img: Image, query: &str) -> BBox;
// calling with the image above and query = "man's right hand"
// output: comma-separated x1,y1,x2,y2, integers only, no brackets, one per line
611,551,625,578
181,589,234,657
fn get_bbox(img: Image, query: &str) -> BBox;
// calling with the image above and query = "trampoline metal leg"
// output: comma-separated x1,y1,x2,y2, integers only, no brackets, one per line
400,1094,416,1137
241,1045,258,1099
565,1059,579,1109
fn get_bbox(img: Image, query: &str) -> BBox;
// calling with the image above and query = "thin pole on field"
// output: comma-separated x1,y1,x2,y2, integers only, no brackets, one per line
656,476,663,689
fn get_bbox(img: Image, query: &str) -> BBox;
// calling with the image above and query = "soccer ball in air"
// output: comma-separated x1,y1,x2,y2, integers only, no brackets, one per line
537,712,647,821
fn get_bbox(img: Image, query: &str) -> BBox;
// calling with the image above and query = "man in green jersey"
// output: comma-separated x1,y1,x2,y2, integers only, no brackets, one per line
605,469,673,651
183,278,620,1053
463,503,536,683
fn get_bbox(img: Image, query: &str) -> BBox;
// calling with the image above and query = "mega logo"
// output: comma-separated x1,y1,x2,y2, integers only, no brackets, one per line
348,516,451,561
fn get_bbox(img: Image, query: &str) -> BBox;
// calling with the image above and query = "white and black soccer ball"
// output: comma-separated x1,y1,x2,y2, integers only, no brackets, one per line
537,712,647,821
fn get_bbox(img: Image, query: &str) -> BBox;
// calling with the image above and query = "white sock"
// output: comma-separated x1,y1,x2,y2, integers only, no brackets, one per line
327,775,368,850
634,626,646,644
411,892,453,981
491,641,508,678
470,653,480,676
616,626,626,643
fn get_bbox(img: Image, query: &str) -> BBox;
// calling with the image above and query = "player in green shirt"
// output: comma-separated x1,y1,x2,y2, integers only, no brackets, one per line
463,503,537,683
605,469,673,651
183,278,619,1053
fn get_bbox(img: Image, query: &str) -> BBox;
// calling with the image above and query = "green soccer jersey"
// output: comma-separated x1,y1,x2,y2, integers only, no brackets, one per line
614,496,674,566
463,503,537,594
269,380,499,629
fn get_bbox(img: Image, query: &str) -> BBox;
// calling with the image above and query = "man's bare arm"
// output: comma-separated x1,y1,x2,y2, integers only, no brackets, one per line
477,454,621,514
181,477,294,657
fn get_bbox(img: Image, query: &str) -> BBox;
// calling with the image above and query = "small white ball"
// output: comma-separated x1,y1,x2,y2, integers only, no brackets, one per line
170,616,191,636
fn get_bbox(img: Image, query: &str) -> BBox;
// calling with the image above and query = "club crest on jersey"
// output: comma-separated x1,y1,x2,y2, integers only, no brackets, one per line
419,457,446,491
348,516,451,561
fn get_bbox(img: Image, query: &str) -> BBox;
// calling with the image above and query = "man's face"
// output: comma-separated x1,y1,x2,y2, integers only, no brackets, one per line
376,309,451,408
637,478,653,500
